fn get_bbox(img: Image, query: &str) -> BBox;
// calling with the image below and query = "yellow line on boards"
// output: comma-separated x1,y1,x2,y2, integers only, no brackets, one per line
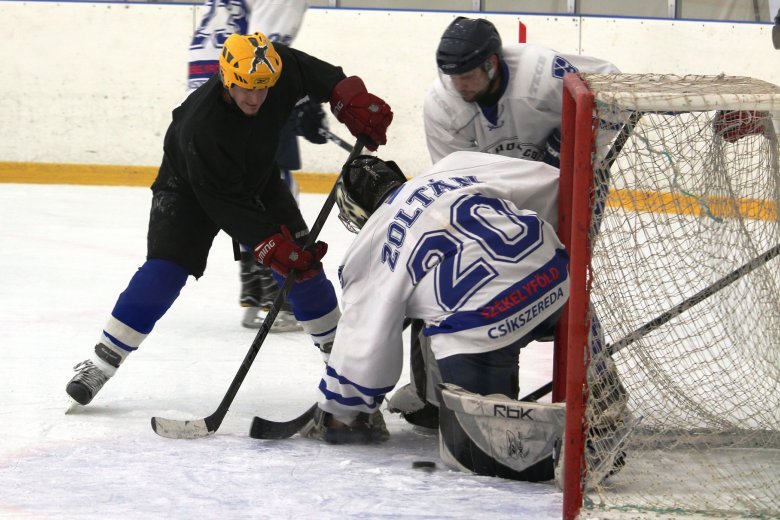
0,162,339,194
607,189,777,222
1,162,775,221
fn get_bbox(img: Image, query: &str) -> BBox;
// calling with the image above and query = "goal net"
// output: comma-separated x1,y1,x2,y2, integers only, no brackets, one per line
556,73,780,519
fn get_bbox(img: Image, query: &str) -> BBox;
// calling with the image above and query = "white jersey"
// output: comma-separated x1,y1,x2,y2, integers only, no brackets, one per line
319,152,569,419
187,0,309,92
423,44,619,164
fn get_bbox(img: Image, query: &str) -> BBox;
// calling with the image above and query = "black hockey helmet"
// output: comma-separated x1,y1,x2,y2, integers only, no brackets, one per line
335,155,407,233
436,17,503,75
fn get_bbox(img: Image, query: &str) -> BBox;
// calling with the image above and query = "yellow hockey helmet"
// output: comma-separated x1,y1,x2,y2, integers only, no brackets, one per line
219,32,283,90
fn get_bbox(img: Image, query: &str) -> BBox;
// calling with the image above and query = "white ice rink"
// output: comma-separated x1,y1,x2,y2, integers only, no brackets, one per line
0,182,561,519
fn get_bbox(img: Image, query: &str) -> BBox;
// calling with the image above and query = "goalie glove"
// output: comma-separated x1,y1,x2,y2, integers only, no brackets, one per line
253,225,327,281
330,76,393,151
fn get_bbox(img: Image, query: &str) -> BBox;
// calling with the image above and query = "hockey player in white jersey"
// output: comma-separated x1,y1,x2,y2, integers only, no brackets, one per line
424,16,619,166
303,153,569,477
188,0,328,331
391,16,620,428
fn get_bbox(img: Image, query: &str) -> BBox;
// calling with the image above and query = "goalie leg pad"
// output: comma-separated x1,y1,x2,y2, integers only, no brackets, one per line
436,383,565,482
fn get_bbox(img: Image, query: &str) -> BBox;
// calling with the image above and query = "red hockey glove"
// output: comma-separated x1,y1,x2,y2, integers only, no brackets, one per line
713,110,770,143
330,76,393,151
253,226,328,281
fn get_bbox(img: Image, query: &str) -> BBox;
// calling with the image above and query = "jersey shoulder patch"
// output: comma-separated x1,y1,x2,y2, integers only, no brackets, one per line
552,56,578,79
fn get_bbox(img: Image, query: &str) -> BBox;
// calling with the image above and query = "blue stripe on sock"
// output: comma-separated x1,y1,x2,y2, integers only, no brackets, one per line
102,332,137,353
318,379,379,410
311,325,337,339
324,365,395,397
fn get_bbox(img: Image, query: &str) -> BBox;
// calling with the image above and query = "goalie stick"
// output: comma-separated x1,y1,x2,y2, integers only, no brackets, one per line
523,242,780,403
150,139,366,440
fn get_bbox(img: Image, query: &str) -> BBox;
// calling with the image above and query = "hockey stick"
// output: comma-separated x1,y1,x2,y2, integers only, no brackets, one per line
249,403,318,439
521,242,780,402
151,139,366,439
592,111,642,235
319,128,354,153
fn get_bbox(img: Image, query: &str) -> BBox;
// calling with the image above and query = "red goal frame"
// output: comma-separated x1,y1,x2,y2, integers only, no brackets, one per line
553,72,597,520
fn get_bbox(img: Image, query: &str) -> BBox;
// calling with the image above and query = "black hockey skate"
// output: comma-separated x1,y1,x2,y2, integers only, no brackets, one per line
301,407,389,444
239,252,264,308
240,254,302,331
66,360,109,405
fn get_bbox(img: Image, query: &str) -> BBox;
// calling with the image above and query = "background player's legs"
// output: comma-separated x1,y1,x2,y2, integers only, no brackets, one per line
240,119,302,331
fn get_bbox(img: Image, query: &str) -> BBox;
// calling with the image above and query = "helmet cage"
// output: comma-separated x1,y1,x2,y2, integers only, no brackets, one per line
335,156,406,233
335,177,369,234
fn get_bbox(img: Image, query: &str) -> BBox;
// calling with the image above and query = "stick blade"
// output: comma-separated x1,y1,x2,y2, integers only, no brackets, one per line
249,404,317,440
151,416,213,439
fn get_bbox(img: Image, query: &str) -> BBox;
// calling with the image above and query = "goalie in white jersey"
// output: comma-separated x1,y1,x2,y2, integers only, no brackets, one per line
305,152,569,469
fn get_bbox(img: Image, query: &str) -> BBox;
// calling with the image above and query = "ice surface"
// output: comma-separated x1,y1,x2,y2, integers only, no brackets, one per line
0,183,560,519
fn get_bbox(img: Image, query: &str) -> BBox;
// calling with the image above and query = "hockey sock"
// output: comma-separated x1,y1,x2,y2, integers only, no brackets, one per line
101,259,189,353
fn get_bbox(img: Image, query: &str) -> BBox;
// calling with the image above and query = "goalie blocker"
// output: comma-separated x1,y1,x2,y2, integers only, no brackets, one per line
436,383,565,482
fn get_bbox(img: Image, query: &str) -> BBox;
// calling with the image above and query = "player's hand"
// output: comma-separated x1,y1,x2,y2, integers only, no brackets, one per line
330,76,393,151
253,226,328,281
293,99,328,144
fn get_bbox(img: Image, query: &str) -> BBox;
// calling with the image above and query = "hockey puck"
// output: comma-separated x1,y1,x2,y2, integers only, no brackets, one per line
411,460,437,471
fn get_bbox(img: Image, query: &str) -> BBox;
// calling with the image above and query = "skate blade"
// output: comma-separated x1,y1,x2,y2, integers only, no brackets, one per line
65,399,84,415
241,307,303,332
266,319,304,332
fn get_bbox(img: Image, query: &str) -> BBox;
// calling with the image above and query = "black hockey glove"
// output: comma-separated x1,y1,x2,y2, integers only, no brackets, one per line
293,99,328,144
542,127,561,168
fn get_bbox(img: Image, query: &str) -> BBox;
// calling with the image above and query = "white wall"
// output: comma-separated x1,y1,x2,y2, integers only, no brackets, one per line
1,2,778,177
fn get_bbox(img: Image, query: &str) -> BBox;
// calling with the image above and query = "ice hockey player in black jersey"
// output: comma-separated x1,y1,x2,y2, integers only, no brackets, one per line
65,32,392,407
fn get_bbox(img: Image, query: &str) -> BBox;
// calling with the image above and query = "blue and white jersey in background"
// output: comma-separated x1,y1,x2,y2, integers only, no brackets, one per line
319,151,569,421
423,44,620,165
187,0,309,92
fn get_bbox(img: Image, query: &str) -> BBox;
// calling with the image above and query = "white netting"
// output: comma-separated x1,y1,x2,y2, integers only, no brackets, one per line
576,74,780,518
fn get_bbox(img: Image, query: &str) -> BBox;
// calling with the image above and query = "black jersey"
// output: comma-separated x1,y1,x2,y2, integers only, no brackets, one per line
151,44,346,246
